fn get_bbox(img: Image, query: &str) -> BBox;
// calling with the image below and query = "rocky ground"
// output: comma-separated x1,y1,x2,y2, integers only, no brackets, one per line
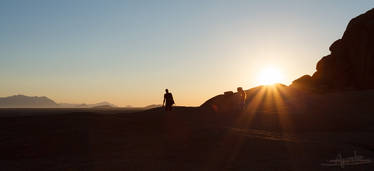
0,98,373,171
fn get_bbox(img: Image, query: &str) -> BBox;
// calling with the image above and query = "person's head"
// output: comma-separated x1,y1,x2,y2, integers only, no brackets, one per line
165,89,169,93
237,87,243,92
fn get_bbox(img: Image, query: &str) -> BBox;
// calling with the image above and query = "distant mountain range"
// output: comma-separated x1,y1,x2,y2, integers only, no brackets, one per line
0,95,58,108
0,95,117,108
58,101,117,108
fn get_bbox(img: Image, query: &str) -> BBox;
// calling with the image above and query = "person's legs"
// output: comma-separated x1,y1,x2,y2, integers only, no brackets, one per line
165,104,172,111
238,100,245,112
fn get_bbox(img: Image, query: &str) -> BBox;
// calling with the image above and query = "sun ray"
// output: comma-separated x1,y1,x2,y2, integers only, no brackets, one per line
272,86,293,131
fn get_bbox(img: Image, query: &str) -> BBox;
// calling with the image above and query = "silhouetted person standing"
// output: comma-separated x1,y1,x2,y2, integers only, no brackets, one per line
163,89,174,111
237,87,246,110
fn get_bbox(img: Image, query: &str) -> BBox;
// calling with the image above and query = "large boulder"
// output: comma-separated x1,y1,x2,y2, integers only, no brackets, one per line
291,8,374,90
290,75,315,91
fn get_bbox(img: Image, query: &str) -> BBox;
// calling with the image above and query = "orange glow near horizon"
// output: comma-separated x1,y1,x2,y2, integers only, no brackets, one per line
257,67,284,85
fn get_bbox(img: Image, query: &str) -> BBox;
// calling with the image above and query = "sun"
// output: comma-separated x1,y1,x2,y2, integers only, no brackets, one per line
257,67,284,85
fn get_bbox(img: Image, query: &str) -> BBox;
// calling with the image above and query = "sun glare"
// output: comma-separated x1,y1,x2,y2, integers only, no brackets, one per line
258,67,284,85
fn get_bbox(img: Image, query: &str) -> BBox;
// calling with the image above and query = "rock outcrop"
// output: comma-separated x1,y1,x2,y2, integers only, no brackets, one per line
202,9,374,111
200,84,292,112
291,8,374,91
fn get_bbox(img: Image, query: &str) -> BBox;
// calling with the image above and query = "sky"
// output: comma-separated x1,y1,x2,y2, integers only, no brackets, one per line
1,0,373,107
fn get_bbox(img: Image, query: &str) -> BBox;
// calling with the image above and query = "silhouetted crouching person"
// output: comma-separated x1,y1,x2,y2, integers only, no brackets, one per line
163,89,175,111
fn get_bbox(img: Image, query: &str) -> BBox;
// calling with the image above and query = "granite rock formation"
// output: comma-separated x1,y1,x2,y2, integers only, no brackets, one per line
291,8,374,91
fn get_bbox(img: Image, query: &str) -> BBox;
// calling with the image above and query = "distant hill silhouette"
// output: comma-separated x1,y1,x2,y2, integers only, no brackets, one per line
0,95,58,108
0,95,162,110
143,104,162,110
115,104,161,111
57,101,117,108
92,104,114,109
291,8,374,91
0,95,118,108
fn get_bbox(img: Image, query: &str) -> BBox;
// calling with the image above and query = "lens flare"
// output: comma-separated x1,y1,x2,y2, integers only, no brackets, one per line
258,67,284,85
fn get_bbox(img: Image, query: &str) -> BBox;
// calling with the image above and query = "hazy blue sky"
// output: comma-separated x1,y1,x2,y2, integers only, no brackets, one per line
1,0,373,106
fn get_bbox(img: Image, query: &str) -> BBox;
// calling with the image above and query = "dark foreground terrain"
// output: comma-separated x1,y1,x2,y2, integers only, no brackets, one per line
1,91,374,171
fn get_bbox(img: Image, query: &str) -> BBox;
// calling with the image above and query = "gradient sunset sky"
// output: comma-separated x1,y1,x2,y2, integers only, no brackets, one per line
1,0,373,106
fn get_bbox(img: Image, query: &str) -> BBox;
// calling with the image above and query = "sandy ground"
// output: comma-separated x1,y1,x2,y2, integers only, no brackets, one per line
0,105,373,171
